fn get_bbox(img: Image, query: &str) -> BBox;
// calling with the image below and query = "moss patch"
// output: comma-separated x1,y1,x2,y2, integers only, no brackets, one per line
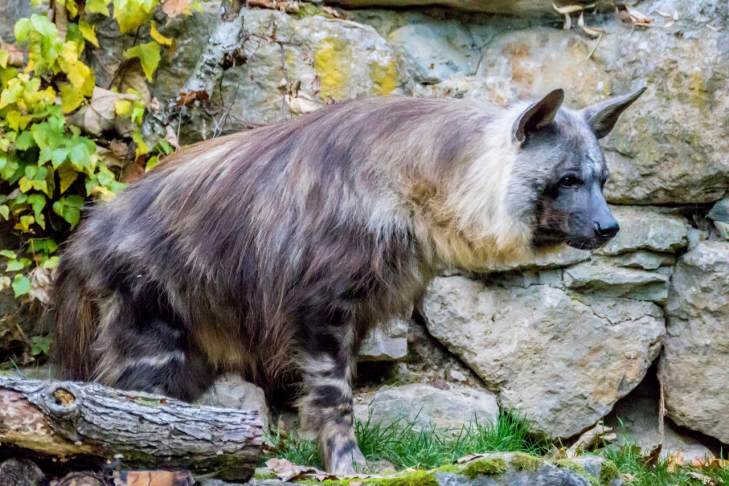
314,37,350,101
510,452,543,472
461,457,508,479
598,459,619,485
369,60,397,96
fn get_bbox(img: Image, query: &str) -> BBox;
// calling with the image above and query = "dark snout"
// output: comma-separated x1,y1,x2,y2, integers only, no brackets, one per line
585,191,619,248
565,187,619,250
593,209,619,239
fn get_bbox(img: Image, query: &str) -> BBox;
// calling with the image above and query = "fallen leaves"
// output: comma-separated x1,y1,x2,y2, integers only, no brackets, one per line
617,5,652,28
566,421,616,458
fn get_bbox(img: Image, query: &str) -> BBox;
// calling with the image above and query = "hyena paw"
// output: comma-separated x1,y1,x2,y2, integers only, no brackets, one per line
328,443,367,475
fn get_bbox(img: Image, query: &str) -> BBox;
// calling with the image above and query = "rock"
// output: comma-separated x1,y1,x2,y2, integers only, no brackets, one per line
659,241,729,443
175,8,397,136
197,374,271,429
358,318,409,362
421,276,664,438
389,23,478,84
354,383,499,431
563,258,669,304
433,453,621,486
486,245,592,273
607,392,715,462
608,251,675,270
595,206,689,256
0,458,44,486
325,0,616,16
708,197,729,239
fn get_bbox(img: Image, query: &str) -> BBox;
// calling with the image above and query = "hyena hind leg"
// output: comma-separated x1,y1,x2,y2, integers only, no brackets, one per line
297,351,366,474
92,294,216,401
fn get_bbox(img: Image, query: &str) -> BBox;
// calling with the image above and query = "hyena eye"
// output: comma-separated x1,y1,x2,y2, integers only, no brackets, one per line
559,175,583,188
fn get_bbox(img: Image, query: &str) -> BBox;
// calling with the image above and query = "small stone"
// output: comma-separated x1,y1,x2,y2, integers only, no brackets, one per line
563,257,669,304
596,206,689,256
358,318,409,362
197,375,271,429
354,383,499,432
0,459,44,486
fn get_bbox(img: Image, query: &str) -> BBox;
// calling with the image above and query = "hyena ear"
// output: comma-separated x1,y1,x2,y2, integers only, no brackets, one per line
581,86,647,139
512,89,564,145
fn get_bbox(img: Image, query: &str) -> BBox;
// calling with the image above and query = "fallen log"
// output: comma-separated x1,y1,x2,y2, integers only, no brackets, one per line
0,377,263,481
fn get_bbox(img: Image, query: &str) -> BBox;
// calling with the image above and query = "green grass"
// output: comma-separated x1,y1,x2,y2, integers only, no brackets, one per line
601,443,729,486
263,411,549,471
264,414,729,485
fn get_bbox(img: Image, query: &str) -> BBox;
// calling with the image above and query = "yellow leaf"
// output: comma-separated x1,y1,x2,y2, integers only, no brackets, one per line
67,60,93,90
150,21,173,47
59,81,85,112
113,0,159,34
79,21,99,48
114,98,132,116
123,41,161,81
6,110,32,130
14,214,34,232
86,0,110,15
0,49,8,69
18,177,32,192
58,164,79,194
65,0,79,17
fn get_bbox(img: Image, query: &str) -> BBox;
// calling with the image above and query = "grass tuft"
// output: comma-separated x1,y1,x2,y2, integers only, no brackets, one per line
264,411,548,471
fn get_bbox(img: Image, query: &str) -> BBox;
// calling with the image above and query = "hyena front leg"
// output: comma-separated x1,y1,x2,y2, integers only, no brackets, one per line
297,345,365,474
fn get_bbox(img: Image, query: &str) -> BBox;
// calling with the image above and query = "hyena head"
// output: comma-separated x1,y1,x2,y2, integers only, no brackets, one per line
506,86,646,251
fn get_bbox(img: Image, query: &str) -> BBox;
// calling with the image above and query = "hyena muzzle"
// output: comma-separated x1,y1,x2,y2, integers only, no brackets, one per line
54,87,644,473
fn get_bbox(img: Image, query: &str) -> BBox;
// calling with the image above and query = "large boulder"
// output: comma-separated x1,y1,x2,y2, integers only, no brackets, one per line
659,241,729,443
421,276,664,438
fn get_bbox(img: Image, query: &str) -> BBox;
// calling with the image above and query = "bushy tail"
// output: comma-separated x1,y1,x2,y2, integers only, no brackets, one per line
53,262,98,380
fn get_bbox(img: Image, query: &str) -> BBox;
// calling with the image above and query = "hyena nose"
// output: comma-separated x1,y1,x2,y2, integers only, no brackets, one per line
594,220,619,238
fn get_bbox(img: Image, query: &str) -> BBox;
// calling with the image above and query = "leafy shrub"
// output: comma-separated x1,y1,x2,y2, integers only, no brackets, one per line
0,0,196,299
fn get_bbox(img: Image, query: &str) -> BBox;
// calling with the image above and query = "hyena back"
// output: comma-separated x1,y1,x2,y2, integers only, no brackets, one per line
55,89,644,473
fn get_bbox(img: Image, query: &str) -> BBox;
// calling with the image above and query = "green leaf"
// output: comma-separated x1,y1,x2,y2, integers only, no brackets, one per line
52,195,84,227
15,131,34,150
0,204,8,220
0,250,17,259
30,335,52,357
12,273,30,297
6,258,29,271
123,41,161,81
28,193,46,221
42,255,61,269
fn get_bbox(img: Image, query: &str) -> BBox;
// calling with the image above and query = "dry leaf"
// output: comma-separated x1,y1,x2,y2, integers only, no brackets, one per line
0,41,24,67
69,87,137,136
617,5,652,28
164,125,180,149
176,90,209,106
161,0,194,17
266,458,335,482
285,92,323,115
552,2,595,15
566,421,616,457
117,65,152,105
577,11,605,38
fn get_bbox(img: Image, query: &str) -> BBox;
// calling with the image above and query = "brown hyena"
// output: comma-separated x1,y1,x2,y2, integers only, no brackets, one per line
54,87,644,473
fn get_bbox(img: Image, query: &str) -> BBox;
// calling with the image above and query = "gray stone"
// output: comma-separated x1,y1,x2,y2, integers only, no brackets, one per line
659,241,729,443
421,276,664,439
708,197,729,239
389,23,478,84
354,383,499,431
325,0,616,16
608,394,715,463
563,258,669,304
485,245,592,273
197,374,270,429
608,251,675,270
434,452,620,486
595,206,689,256
358,318,409,362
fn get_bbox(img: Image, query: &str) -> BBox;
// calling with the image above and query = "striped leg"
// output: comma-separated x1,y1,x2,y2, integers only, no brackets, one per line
90,292,215,401
297,351,365,474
